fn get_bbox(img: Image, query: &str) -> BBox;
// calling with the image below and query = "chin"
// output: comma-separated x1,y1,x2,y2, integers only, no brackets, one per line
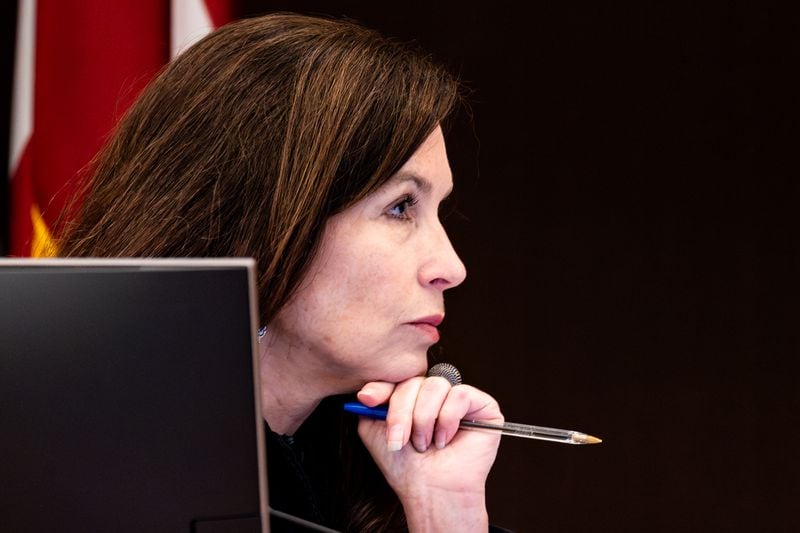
385,353,429,383
356,352,425,386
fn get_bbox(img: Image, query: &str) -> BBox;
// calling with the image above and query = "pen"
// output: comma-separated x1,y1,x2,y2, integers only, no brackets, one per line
343,402,602,445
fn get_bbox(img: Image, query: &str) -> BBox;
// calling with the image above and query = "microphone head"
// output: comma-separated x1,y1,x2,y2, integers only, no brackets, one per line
427,363,462,386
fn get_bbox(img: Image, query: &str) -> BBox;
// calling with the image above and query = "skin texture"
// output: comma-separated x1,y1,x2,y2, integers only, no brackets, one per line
260,126,503,531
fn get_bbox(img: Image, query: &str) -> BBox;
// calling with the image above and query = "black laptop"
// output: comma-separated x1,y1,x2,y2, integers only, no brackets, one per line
0,258,268,532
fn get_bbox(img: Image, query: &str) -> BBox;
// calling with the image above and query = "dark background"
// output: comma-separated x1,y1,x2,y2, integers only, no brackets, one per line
2,2,798,531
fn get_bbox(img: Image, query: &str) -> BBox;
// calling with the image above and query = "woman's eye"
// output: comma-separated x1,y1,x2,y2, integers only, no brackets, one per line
387,194,418,220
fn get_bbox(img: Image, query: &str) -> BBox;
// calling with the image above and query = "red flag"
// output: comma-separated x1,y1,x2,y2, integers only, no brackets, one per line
8,0,234,257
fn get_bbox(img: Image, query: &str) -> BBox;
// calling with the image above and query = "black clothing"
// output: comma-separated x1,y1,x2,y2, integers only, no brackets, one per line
266,394,404,532
266,395,348,530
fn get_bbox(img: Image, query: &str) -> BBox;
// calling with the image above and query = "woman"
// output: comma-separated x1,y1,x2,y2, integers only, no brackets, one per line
62,12,504,532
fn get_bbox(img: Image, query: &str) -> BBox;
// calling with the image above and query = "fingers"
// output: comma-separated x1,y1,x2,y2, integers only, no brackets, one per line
376,376,502,453
435,384,503,449
410,377,452,452
385,377,425,451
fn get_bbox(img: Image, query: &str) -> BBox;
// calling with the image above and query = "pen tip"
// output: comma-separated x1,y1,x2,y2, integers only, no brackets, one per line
572,433,603,445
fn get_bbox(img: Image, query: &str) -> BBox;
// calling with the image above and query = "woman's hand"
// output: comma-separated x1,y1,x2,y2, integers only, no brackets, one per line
356,376,503,532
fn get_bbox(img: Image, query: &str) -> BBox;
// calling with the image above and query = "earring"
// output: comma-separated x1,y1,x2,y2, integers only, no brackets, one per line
257,325,267,343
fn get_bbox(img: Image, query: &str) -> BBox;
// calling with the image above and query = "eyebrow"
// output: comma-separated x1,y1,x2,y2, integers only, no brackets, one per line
391,171,454,198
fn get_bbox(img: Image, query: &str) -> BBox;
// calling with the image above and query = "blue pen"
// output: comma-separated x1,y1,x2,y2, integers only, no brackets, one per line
343,402,389,419
342,401,602,445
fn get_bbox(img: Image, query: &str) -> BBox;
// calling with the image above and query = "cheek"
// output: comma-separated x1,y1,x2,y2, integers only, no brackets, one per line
297,218,420,344
335,252,404,318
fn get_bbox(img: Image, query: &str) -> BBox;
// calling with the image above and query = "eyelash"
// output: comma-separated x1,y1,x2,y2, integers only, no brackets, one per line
387,193,419,221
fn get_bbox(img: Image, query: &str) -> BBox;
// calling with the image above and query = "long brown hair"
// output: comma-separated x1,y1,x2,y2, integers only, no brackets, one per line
61,12,460,326
61,12,462,532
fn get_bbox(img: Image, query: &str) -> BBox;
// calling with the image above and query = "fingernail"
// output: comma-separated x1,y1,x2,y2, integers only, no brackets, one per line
388,425,404,452
413,436,428,453
435,430,446,449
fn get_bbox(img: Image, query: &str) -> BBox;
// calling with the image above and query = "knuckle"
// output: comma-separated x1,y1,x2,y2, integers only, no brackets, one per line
423,375,452,391
449,384,470,402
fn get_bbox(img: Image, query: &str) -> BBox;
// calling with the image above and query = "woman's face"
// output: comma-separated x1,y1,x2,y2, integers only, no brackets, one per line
267,126,466,388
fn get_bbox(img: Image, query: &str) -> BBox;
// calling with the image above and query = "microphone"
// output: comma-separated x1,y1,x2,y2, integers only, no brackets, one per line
425,362,462,385
344,363,602,445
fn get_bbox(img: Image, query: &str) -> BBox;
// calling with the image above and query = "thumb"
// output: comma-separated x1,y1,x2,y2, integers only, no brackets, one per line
357,381,396,406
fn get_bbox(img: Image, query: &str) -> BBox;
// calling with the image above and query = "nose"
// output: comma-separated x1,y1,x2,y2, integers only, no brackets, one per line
418,221,467,291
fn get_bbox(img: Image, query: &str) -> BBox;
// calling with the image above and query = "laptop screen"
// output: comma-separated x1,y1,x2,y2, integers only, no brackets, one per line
0,258,267,533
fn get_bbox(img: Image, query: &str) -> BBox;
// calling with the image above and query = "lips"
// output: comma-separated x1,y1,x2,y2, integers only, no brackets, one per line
407,314,444,341
410,315,443,327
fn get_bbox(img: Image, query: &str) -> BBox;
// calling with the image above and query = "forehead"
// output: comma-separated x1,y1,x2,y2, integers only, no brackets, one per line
386,127,453,191
404,126,448,170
